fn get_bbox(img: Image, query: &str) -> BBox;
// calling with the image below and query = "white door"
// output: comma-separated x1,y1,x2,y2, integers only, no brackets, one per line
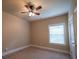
69,12,76,59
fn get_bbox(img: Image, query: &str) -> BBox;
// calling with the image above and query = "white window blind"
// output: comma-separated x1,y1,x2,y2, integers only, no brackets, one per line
49,24,65,45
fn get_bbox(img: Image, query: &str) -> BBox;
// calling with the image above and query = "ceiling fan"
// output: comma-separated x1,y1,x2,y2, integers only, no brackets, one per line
21,2,42,16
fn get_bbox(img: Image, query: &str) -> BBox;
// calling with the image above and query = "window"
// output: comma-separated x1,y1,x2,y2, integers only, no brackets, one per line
49,23,65,45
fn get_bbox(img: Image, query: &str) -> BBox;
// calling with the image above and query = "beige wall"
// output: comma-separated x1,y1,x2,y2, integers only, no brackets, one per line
31,14,70,52
2,11,31,52
2,11,70,53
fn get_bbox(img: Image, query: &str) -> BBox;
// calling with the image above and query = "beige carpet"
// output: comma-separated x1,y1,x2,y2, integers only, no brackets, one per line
3,47,70,59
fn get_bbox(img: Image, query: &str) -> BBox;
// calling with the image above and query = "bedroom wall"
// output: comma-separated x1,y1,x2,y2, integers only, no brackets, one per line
2,11,31,52
31,14,70,52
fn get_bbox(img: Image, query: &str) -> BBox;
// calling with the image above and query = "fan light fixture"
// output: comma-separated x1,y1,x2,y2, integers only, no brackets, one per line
29,12,35,16
21,2,42,16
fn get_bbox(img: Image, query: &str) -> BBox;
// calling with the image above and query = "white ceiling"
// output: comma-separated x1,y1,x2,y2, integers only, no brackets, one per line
3,0,70,21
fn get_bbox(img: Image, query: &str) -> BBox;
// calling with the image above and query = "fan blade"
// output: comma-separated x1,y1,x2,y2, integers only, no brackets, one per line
36,6,42,10
25,5,29,8
21,12,27,13
34,12,40,15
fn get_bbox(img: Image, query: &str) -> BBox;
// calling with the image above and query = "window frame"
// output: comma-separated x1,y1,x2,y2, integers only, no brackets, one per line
48,23,66,46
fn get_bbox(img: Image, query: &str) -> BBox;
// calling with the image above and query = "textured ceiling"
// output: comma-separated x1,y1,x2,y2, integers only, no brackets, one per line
3,0,70,21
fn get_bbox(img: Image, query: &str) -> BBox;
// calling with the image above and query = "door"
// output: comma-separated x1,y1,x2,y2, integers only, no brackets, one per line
69,14,76,59
73,8,77,58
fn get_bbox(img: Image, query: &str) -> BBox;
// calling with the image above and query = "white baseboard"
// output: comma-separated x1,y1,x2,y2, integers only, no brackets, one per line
2,45,31,56
31,45,70,54
2,44,70,56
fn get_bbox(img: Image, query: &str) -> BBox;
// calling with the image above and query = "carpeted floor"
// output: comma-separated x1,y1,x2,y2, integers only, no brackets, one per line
3,47,70,59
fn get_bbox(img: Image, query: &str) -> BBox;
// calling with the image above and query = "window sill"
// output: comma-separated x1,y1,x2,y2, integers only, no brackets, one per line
49,43,66,46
